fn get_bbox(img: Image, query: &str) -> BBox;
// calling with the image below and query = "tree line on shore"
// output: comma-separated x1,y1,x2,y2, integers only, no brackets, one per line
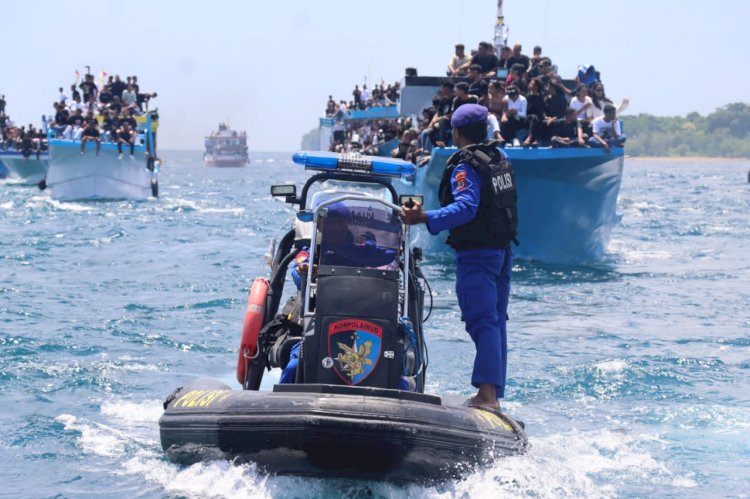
622,103,750,158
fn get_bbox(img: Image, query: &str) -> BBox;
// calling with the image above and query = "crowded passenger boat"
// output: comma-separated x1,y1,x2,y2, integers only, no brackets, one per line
204,123,249,167
42,70,160,201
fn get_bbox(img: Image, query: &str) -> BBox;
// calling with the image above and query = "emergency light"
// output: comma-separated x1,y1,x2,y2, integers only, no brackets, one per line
292,151,416,177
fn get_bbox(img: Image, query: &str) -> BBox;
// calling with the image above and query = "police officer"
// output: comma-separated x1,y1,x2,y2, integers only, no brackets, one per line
400,104,517,409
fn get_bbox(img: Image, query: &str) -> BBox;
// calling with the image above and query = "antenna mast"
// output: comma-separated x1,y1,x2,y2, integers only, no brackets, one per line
494,0,508,54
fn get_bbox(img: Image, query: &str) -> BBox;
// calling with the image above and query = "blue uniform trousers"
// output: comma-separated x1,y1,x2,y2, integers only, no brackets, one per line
280,342,300,384
455,247,512,398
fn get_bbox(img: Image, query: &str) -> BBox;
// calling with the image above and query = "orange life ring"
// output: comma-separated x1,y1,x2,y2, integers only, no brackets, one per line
236,277,269,385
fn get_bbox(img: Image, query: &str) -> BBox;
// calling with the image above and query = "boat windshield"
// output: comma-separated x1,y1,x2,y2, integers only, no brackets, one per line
317,198,400,270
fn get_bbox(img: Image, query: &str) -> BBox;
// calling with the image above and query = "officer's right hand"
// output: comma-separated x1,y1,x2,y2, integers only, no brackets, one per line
400,202,427,225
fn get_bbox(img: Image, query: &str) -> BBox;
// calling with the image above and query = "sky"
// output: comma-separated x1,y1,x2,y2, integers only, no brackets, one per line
2,0,748,151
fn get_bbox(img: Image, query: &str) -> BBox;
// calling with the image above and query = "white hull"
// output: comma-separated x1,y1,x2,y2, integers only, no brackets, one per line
0,153,49,185
46,141,155,201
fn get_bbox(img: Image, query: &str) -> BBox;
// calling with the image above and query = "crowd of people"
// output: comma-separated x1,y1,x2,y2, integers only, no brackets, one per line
325,81,401,119
326,41,627,163
1,73,158,160
418,42,628,160
1,95,49,159
329,117,413,155
48,73,158,157
0,103,47,159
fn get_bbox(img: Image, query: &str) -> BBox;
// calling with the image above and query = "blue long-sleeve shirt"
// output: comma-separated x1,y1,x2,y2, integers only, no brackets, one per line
425,163,482,235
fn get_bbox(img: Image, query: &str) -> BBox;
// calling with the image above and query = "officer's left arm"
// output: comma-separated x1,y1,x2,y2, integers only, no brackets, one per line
425,164,482,235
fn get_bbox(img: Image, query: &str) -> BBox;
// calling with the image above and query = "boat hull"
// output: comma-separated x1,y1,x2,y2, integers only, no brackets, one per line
159,379,528,483
46,141,155,201
402,146,624,263
0,151,49,185
204,157,249,167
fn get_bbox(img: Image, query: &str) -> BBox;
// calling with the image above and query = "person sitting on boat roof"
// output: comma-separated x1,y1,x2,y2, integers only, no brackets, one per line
454,82,479,112
500,85,528,145
529,45,543,71
589,82,629,120
523,79,546,146
550,108,587,148
67,94,85,114
122,84,138,111
570,84,594,123
423,81,455,148
505,64,528,94
116,121,136,159
110,75,126,99
80,119,101,156
468,65,489,106
497,45,513,72
448,43,471,77
98,84,113,105
62,109,86,141
84,95,99,116
69,84,81,102
506,43,530,73
458,41,498,77
589,104,626,153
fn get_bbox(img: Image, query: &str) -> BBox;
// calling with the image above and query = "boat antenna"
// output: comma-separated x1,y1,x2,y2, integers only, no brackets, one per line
494,0,508,54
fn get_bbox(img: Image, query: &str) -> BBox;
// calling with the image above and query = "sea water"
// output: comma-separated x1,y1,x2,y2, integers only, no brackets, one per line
1,153,748,498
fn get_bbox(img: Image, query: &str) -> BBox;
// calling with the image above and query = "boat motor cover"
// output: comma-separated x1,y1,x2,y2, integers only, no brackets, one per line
303,267,403,388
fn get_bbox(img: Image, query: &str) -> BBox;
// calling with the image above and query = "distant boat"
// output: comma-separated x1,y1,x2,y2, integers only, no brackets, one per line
204,123,249,167
45,113,159,201
0,149,49,185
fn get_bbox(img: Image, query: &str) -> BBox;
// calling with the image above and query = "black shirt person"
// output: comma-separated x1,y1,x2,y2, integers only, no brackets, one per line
80,120,101,156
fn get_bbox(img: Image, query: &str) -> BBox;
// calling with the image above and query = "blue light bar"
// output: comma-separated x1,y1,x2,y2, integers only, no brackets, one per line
292,151,416,177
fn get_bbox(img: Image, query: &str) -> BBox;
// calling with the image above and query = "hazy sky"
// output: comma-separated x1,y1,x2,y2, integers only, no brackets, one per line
2,0,748,151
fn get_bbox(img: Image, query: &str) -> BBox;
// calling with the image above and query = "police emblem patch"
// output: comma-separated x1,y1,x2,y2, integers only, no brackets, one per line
454,170,469,192
327,319,382,385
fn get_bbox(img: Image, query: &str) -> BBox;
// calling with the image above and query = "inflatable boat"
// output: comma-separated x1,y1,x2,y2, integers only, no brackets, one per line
159,152,528,483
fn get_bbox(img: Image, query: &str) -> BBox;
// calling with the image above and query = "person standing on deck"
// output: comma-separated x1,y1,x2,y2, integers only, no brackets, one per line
400,104,518,409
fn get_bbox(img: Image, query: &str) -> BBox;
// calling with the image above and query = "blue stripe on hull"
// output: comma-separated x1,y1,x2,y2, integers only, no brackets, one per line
400,147,624,263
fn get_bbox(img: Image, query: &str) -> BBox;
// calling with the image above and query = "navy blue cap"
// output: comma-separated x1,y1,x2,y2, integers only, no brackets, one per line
450,104,488,128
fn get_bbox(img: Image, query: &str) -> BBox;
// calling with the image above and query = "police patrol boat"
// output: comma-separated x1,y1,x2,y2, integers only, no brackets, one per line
159,152,528,483
44,112,159,201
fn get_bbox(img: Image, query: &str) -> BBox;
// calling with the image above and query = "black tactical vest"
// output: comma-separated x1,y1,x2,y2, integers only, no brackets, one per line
438,140,518,250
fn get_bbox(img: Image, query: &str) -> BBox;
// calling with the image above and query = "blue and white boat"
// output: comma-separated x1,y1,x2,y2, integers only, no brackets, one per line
0,149,49,186
399,145,623,263
316,1,625,264
45,114,159,201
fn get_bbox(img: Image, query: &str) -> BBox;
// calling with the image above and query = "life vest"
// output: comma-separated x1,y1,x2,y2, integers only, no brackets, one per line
439,140,518,250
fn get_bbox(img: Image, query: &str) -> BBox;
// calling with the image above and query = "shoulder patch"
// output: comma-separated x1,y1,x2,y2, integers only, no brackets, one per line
454,170,469,192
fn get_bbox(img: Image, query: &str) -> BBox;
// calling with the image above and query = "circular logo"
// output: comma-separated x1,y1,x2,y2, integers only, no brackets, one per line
321,357,334,369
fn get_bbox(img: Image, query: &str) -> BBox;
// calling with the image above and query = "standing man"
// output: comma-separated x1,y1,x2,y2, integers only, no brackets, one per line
400,104,518,409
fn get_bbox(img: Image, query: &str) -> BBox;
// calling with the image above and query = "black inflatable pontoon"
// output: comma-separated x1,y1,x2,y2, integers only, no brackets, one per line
160,379,527,482
159,153,528,483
